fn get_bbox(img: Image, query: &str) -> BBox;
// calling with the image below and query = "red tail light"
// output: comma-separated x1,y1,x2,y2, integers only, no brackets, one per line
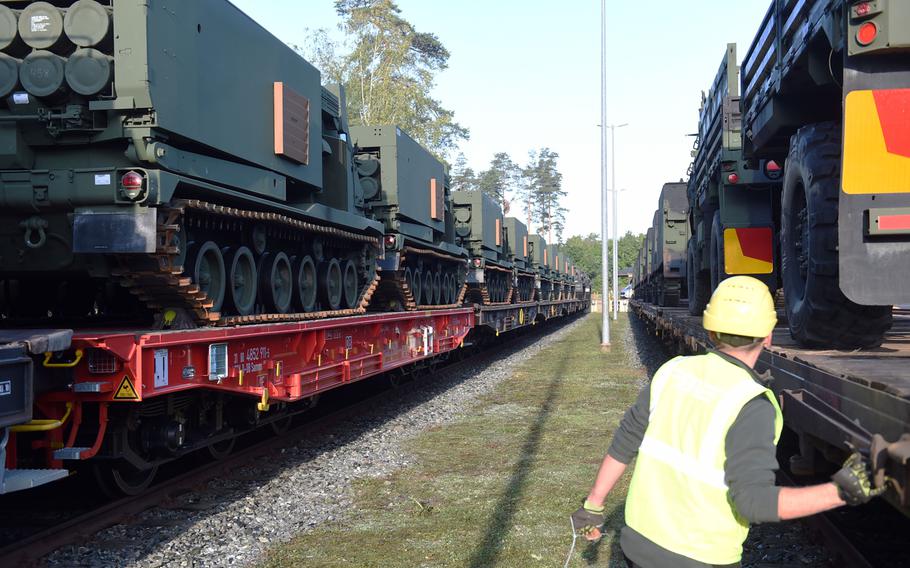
121,171,143,189
472,258,482,268
120,171,144,200
857,22,878,45
727,173,739,184
384,235,397,249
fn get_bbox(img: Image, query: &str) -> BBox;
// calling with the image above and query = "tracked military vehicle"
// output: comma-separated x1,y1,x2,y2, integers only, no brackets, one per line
351,126,467,309
503,216,535,302
452,191,512,304
528,234,553,301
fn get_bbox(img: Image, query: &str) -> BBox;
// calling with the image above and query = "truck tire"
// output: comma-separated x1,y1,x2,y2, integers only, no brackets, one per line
687,239,710,315
780,121,892,348
709,211,727,292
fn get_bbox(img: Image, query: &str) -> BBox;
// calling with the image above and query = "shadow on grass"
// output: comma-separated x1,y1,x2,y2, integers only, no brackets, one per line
466,350,570,568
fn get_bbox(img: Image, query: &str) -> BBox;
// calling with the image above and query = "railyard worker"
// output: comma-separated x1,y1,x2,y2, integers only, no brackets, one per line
572,276,884,568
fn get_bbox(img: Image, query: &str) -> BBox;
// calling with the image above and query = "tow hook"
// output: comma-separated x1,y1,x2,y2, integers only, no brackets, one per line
20,216,48,249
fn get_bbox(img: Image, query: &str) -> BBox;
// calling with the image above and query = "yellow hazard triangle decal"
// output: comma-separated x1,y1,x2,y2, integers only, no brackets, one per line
114,375,139,400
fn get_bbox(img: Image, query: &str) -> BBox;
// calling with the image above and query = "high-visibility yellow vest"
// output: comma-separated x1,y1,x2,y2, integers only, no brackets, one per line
625,352,783,565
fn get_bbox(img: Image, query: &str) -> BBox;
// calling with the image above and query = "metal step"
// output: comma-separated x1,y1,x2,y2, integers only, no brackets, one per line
1,468,69,494
53,446,91,460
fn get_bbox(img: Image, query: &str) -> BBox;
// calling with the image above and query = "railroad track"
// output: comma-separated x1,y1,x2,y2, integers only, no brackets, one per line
0,317,574,567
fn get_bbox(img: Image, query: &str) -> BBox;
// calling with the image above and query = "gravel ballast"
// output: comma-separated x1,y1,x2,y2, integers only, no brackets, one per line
47,318,588,568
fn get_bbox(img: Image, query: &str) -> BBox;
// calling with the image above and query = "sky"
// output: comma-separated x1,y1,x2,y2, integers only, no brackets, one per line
231,0,772,240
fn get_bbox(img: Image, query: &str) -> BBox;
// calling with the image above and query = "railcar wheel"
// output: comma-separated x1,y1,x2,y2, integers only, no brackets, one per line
780,122,891,348
206,437,236,460
295,255,317,312
193,241,226,313
228,246,257,316
93,462,159,497
320,258,343,311
342,259,359,309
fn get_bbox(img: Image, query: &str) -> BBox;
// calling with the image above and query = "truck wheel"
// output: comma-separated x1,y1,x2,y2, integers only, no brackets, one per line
780,121,891,348
687,240,710,315
709,212,726,293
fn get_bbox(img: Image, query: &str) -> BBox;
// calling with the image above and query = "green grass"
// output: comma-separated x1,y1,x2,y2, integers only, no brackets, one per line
263,315,646,567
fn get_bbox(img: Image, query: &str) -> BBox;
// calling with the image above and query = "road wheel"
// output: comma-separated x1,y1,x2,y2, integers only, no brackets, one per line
780,121,891,348
342,259,359,309
192,241,226,313
295,255,317,312
227,246,257,316
320,258,343,311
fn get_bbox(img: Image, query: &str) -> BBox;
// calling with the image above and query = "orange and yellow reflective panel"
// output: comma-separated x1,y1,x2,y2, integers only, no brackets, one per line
843,89,910,195
723,227,773,275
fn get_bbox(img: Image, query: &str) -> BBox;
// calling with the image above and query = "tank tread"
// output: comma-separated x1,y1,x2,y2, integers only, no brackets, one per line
373,246,467,311
117,199,380,327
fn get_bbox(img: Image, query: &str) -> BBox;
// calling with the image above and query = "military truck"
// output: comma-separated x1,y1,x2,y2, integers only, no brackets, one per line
686,44,781,316
650,183,690,307
351,126,467,308
503,216,536,302
452,190,511,304
740,0,907,347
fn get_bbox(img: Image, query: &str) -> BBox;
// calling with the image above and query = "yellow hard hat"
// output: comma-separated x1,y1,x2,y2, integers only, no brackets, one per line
702,276,777,338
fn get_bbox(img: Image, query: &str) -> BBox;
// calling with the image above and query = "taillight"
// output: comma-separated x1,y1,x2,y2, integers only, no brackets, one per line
472,258,482,268
727,173,739,184
852,1,873,18
721,161,737,172
764,160,783,180
120,171,145,200
857,21,878,46
384,234,397,249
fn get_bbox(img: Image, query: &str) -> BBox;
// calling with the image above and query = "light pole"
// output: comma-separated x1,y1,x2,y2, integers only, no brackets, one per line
608,123,628,321
599,0,609,347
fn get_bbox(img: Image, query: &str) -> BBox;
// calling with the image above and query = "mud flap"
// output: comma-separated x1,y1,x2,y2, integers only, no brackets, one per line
839,55,910,305
73,208,157,253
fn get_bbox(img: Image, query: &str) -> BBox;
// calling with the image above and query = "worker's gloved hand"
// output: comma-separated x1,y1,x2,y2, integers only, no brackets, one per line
571,499,605,540
832,452,885,506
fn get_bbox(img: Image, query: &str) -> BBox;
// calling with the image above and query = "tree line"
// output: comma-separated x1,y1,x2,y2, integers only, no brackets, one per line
299,1,568,243
450,149,567,243
562,232,644,292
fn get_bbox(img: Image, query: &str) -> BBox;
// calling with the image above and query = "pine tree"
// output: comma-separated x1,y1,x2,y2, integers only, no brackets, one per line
476,152,518,213
450,153,478,192
298,1,469,158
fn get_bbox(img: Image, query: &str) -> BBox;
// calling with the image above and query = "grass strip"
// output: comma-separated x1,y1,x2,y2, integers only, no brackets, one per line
263,314,645,567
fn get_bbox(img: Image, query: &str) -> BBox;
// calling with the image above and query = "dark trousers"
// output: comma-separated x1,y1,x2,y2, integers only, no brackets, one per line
624,555,741,568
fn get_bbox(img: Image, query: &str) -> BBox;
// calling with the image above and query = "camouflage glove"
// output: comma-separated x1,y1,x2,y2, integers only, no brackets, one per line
831,452,885,506
570,499,605,539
